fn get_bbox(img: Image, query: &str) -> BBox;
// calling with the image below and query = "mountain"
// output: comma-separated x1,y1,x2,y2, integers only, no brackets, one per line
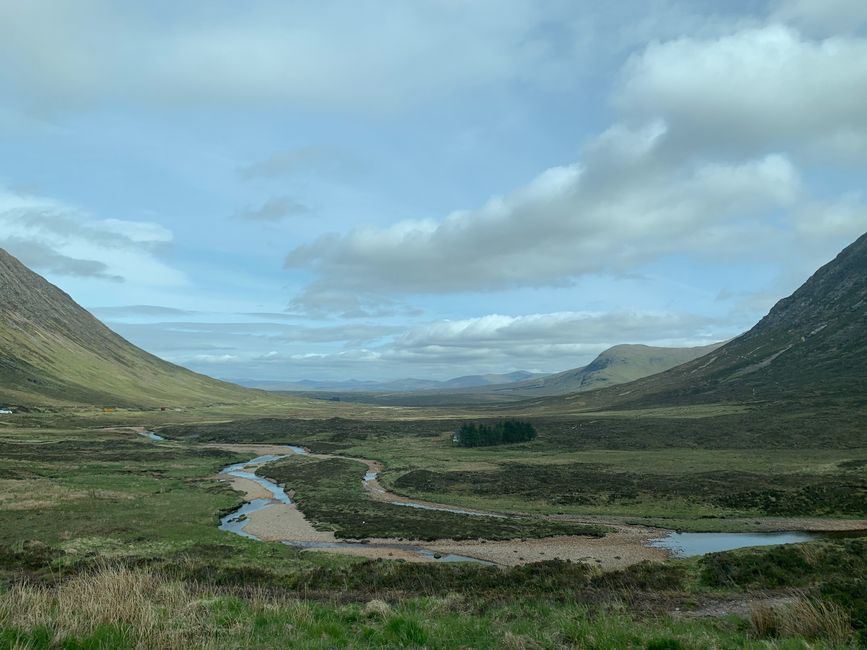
0,249,272,408
294,344,723,407
560,232,867,410
485,343,723,398
238,371,547,393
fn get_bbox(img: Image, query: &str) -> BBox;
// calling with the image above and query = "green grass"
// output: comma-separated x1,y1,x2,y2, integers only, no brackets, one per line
1,417,865,648
260,455,604,541
0,562,862,649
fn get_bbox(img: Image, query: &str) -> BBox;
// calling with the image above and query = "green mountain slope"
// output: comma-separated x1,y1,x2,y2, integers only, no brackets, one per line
0,249,275,408
555,232,867,411
488,343,723,398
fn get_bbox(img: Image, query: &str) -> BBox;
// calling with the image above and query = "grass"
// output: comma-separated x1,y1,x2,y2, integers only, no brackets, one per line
750,598,852,643
0,565,858,649
1,411,864,648
159,413,866,528
260,455,605,541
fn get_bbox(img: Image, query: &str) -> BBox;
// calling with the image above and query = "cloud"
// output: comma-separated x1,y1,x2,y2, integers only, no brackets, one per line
237,196,310,221
281,16,867,316
616,25,867,157
0,186,185,285
239,147,360,181
0,0,577,114
391,311,723,359
286,287,424,319
148,308,731,382
284,128,802,310
772,0,867,34
0,238,121,281
90,305,195,318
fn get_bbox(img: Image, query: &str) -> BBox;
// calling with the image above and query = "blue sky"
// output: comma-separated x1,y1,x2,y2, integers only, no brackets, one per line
1,0,865,382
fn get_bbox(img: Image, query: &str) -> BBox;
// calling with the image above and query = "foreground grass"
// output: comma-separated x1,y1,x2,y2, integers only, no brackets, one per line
0,565,858,650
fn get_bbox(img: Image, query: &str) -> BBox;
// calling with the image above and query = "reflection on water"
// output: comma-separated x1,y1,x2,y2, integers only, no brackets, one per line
647,531,818,557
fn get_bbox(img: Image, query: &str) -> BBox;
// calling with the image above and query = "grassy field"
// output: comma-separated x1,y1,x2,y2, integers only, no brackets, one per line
0,407,865,647
160,409,867,532
260,455,604,541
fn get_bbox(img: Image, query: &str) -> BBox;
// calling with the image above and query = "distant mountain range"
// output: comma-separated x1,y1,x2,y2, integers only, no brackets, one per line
0,249,268,408
237,370,547,393
262,343,725,407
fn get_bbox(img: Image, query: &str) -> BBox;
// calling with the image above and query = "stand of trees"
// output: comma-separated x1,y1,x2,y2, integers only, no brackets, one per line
452,419,537,448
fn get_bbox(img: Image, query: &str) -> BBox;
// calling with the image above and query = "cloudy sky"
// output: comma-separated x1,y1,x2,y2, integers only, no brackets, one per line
2,0,865,382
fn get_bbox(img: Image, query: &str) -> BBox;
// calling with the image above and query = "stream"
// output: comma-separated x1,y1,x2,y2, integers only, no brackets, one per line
217,445,861,564
217,447,491,564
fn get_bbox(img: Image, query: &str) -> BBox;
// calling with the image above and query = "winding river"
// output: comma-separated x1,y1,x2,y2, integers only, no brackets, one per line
211,444,864,567
217,447,491,564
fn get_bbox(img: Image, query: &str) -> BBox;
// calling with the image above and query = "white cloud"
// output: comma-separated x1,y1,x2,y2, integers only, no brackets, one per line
284,134,802,308
616,25,867,156
394,311,722,353
0,0,571,114
0,187,185,286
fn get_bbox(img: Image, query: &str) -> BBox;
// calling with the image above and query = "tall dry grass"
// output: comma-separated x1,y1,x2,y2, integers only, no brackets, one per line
0,564,306,649
750,596,851,642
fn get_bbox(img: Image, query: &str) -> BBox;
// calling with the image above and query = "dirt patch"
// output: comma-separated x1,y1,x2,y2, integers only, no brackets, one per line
217,473,273,501
426,527,666,569
673,595,798,619
243,503,337,543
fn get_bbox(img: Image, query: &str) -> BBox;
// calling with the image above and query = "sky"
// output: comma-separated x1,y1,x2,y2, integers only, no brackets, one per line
1,0,866,383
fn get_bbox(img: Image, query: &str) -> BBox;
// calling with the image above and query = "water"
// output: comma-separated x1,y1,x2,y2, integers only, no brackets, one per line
218,498,274,539
647,531,818,557
218,446,491,564
142,431,164,441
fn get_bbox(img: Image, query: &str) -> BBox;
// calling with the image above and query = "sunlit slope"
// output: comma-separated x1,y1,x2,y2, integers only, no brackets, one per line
0,249,284,408
543,232,867,411
487,343,723,398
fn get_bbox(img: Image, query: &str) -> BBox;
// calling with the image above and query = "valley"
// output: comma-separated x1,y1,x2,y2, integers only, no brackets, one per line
1,233,866,648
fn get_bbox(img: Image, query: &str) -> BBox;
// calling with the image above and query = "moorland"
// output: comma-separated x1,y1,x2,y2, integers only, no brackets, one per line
0,234,866,648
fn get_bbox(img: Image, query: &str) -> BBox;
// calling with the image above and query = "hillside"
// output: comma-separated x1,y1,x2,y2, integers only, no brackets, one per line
552,232,867,411
0,249,277,408
486,343,722,398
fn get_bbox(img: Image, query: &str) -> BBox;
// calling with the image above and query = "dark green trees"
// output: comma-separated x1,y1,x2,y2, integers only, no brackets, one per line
452,419,537,447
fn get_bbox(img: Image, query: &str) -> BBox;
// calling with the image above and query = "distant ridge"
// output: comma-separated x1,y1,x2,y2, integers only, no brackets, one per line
486,343,723,398
240,370,547,393
0,249,271,408
563,232,867,409
291,343,724,407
